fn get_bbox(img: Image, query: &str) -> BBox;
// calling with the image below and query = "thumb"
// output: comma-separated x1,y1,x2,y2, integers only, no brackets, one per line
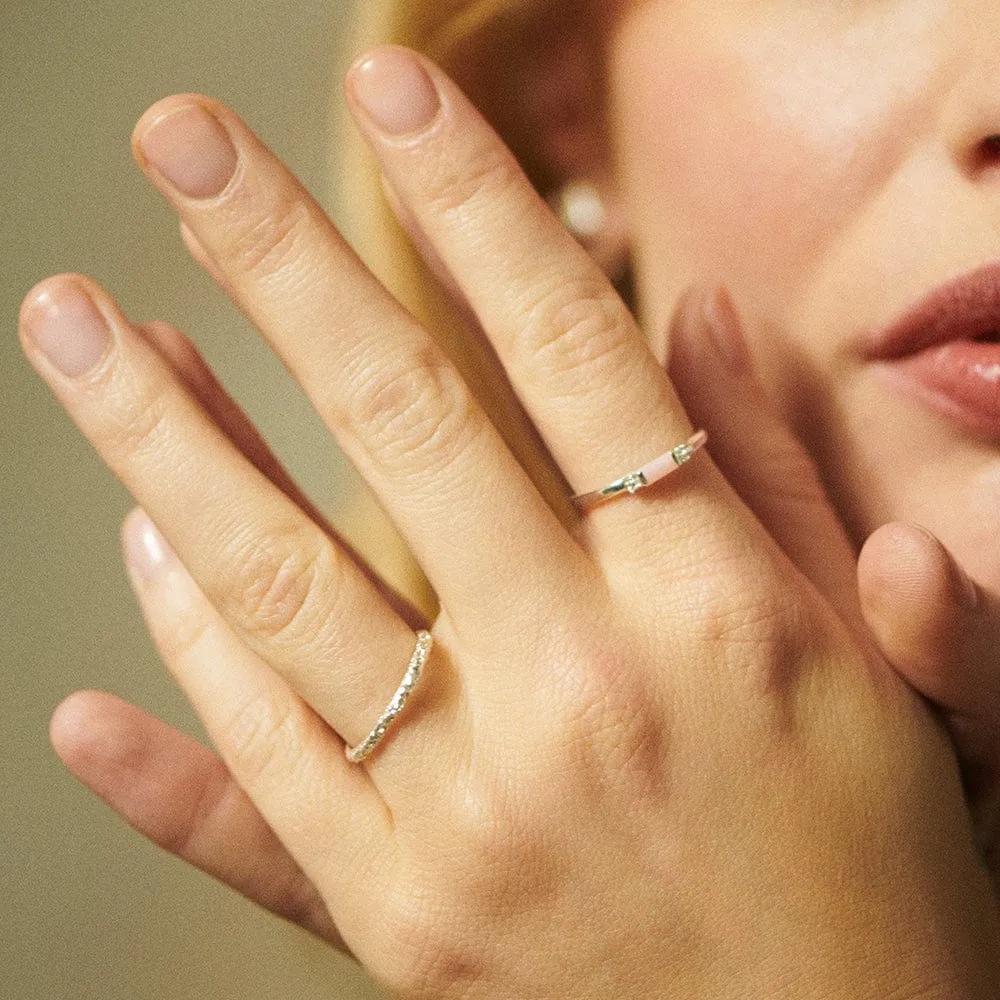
858,523,999,725
858,523,1000,862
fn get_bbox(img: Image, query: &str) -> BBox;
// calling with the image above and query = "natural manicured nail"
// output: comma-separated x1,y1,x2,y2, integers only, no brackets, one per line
702,287,750,376
136,104,238,199
123,510,177,582
23,282,113,378
349,47,442,136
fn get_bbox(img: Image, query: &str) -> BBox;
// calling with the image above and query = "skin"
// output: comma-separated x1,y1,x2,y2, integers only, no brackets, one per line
599,0,1000,874
608,0,1000,553
19,3,1000,995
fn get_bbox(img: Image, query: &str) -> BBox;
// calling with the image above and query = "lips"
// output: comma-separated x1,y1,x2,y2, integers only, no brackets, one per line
865,261,1000,438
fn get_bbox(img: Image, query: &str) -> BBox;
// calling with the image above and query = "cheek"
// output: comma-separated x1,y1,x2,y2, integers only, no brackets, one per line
608,5,942,328
609,31,830,309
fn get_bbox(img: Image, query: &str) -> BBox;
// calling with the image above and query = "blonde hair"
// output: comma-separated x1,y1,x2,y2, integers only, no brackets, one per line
334,0,571,610
337,0,556,322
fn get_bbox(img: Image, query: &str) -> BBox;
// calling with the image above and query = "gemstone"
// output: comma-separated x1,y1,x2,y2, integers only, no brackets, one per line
623,472,646,494
672,444,695,466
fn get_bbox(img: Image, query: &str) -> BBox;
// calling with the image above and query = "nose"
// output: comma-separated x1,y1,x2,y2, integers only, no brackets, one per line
949,100,1000,178
973,134,1000,174
938,9,1000,178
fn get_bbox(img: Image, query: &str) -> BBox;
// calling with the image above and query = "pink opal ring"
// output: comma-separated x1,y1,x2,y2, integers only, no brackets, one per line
571,430,708,512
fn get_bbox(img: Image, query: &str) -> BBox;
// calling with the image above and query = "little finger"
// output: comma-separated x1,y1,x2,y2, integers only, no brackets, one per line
120,508,394,942
50,689,342,946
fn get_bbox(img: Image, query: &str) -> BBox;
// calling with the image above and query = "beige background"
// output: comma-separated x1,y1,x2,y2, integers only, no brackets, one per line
3,1,385,996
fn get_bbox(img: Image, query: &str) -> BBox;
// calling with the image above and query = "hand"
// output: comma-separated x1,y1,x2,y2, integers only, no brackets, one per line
61,290,1000,951
665,287,1000,900
24,46,1000,998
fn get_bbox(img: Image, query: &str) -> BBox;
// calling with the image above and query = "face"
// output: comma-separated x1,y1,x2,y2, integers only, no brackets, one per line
603,0,1000,587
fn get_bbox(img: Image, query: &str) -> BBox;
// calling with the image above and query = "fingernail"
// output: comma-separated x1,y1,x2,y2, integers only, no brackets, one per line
702,287,750,376
23,282,113,378
136,104,238,199
123,510,177,582
349,47,442,137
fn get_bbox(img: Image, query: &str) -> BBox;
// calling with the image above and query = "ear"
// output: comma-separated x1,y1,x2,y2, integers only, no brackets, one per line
443,10,631,285
522,17,631,283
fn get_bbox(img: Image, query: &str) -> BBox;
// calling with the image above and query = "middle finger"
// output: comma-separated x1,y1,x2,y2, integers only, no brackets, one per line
131,92,582,629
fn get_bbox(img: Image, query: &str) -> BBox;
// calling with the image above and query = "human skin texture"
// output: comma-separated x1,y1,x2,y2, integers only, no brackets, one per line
608,0,1000,573
24,4,1000,993
603,1,1000,865
22,42,1000,997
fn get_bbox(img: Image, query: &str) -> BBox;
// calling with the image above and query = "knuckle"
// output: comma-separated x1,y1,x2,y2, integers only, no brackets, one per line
543,629,669,797
569,681,665,790
381,884,486,999
687,561,793,649
678,550,815,703
226,195,312,282
632,520,814,700
102,381,172,462
711,586,798,654
346,347,474,476
446,779,542,886
424,143,521,221
378,781,549,995
222,685,309,786
517,278,633,392
226,530,335,648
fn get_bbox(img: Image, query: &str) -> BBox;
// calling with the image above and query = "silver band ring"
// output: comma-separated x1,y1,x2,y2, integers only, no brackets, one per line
345,630,433,764
571,430,709,511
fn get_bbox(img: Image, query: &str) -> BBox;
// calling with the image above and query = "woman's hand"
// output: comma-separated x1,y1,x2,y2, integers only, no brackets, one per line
55,291,1000,949
23,46,1000,998
666,287,1000,898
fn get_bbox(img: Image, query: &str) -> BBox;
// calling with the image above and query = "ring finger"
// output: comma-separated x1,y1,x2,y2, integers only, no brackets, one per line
129,89,581,633
18,276,444,779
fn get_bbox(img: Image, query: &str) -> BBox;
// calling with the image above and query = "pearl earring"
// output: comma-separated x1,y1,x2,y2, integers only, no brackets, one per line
551,180,607,241
548,179,632,299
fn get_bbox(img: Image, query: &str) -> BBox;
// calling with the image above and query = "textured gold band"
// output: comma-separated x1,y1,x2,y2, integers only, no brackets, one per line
345,631,433,764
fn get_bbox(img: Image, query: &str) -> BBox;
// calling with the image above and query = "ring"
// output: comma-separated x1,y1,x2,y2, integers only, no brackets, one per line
571,430,709,511
345,630,433,763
